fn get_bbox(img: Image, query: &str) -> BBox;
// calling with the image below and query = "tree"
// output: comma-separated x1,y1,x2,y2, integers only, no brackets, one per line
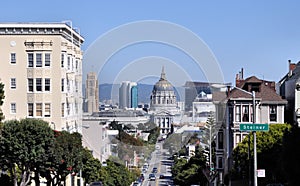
172,146,208,186
100,160,135,186
0,82,5,122
0,119,55,186
81,148,102,185
41,131,85,186
232,124,291,184
282,126,300,185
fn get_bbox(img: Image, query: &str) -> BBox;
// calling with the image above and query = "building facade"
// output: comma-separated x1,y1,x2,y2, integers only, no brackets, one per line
82,116,119,162
150,67,180,134
119,81,138,109
84,72,99,114
277,60,300,126
192,91,215,123
184,81,212,112
216,73,287,184
0,23,84,131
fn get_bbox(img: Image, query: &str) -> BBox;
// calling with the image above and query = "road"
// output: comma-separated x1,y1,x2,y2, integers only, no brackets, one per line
141,140,174,186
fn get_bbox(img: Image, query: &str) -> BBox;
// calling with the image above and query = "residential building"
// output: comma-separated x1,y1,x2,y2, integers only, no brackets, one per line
0,23,84,132
119,81,138,109
216,72,287,184
277,60,300,126
84,72,99,114
82,116,119,162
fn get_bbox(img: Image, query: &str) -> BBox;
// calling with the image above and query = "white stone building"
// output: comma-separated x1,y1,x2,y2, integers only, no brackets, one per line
0,23,84,132
149,67,181,134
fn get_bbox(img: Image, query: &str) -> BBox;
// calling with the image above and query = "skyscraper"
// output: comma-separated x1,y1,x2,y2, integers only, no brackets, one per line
119,81,138,109
0,23,84,132
84,72,99,114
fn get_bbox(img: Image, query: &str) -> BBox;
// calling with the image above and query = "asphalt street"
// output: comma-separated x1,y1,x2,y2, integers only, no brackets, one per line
141,141,174,186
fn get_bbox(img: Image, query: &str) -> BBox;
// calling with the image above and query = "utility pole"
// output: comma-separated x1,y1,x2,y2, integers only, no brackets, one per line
252,91,257,186
232,87,257,186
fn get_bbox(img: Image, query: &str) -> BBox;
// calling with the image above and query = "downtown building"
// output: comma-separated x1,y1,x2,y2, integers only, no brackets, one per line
119,81,138,109
84,72,99,114
0,23,84,132
184,81,212,112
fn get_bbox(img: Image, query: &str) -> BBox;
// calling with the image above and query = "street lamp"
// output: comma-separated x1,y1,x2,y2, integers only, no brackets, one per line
231,86,257,186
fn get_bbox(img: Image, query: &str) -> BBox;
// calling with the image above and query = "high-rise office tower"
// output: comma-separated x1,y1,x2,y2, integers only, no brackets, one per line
84,72,99,114
119,81,138,109
0,23,84,132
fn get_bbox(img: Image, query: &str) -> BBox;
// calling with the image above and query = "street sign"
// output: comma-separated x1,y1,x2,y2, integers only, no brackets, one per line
257,169,265,177
240,123,269,132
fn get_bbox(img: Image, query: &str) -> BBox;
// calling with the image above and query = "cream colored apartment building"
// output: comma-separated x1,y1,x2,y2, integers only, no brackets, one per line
0,23,84,132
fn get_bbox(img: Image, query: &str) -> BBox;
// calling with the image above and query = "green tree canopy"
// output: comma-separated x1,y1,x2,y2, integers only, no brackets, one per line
81,148,102,185
232,124,291,184
172,146,208,186
282,126,300,185
0,118,55,186
42,130,85,186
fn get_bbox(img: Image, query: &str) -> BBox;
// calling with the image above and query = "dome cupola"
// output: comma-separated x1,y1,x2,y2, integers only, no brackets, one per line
153,66,174,92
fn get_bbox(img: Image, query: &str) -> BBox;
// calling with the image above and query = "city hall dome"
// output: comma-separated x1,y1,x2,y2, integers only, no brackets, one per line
153,67,174,92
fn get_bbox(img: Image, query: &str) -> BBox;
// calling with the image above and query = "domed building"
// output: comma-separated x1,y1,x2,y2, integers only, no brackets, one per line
150,67,177,111
150,67,179,134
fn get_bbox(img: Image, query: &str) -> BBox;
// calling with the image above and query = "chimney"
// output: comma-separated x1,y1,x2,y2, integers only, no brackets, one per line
226,85,231,98
236,68,244,87
289,60,296,77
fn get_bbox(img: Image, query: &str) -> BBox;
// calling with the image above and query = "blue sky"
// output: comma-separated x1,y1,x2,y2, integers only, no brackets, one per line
2,1,300,86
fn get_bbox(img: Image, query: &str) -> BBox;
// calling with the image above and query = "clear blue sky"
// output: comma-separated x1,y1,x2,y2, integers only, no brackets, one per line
2,1,300,86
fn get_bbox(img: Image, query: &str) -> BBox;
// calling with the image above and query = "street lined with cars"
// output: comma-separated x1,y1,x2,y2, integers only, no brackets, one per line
140,139,174,186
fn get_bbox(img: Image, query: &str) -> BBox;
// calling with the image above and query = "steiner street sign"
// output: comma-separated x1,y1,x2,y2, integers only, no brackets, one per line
240,123,269,132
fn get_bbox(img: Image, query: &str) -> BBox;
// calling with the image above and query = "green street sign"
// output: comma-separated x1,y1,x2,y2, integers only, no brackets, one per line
240,123,269,132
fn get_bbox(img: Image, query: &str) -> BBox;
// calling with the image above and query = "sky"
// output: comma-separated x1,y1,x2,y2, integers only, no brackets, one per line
2,1,300,86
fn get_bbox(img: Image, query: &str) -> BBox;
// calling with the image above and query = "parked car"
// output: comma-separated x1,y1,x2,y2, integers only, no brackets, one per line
132,181,141,186
159,174,165,179
89,181,103,186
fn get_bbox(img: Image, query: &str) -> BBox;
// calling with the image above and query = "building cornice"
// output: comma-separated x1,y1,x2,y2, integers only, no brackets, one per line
0,23,84,47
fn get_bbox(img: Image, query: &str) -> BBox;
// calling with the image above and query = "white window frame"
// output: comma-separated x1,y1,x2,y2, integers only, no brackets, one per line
36,78,42,92
11,78,16,89
36,103,42,117
28,78,34,92
242,105,249,122
10,53,16,64
28,53,34,67
269,105,277,122
44,103,51,117
67,56,71,70
61,53,65,68
36,53,42,67
28,103,34,117
45,78,50,91
61,103,65,117
44,53,51,67
235,105,241,122
10,103,16,114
